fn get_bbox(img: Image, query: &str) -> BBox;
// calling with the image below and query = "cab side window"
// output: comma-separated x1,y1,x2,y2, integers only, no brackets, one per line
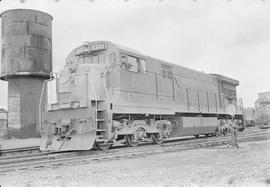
121,56,129,69
121,55,140,73
128,56,139,72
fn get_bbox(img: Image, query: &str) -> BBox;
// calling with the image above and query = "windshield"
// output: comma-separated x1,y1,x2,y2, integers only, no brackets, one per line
77,53,105,64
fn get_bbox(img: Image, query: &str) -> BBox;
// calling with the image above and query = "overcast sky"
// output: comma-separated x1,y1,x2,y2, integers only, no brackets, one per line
0,0,269,109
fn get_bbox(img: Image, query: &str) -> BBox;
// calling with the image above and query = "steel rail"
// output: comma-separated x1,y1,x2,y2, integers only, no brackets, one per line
0,131,269,174
0,128,268,159
0,146,40,156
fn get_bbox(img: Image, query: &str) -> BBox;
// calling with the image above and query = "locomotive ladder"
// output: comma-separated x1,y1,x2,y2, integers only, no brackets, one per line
94,100,108,141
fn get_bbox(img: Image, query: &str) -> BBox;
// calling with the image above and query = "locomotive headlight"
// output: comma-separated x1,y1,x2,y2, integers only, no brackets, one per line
83,42,90,52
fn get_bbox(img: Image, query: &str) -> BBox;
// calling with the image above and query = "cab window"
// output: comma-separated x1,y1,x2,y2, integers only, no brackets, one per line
77,53,105,64
78,56,92,64
99,54,105,64
84,56,92,64
92,55,99,64
78,57,85,64
110,53,116,63
121,55,140,73
128,56,139,72
121,56,128,69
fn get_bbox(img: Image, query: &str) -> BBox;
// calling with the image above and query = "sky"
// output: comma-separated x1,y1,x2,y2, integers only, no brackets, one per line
0,0,269,109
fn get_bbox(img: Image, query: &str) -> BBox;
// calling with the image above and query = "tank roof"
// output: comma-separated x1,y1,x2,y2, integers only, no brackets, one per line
0,9,53,20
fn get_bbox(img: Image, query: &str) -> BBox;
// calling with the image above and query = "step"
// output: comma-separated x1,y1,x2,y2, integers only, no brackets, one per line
96,136,107,140
92,100,105,102
96,109,106,112
96,119,105,122
96,129,107,132
96,135,104,138
97,100,105,102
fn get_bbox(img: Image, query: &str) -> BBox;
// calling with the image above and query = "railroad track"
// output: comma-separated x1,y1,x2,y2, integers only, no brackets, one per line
0,146,40,157
0,128,269,174
0,126,265,158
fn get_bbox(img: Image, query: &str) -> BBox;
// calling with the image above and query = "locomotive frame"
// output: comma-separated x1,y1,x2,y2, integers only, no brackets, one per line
40,41,244,151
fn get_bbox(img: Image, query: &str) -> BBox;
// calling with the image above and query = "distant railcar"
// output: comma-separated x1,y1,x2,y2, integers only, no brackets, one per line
40,41,244,151
243,107,256,127
255,92,270,129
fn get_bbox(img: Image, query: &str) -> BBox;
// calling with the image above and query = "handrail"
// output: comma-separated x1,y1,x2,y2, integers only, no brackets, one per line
38,74,55,136
58,128,74,151
102,64,111,105
101,64,112,129
89,73,98,128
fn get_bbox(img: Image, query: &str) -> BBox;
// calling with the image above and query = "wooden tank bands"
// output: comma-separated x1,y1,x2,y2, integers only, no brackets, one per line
0,9,52,79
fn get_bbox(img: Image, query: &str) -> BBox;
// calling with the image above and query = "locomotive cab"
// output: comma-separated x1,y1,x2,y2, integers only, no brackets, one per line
40,41,113,151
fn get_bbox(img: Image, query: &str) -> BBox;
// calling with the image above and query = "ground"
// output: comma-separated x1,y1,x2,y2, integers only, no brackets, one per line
0,138,40,149
0,140,269,187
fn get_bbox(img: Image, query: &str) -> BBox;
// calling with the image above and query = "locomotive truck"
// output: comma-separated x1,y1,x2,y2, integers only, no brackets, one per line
40,41,244,151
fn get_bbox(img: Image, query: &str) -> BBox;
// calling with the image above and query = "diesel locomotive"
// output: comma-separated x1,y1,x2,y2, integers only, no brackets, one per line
40,41,244,151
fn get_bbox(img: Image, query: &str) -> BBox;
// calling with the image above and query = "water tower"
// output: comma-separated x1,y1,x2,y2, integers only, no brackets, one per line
0,9,53,138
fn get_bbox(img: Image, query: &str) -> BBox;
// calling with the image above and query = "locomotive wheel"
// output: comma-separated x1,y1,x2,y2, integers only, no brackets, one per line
125,134,139,147
95,141,112,151
151,133,164,145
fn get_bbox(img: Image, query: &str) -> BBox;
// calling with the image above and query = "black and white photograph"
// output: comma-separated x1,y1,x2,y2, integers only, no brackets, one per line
0,0,269,186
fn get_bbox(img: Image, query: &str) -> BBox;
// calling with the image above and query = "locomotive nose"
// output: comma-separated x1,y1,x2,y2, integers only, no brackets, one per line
40,113,97,151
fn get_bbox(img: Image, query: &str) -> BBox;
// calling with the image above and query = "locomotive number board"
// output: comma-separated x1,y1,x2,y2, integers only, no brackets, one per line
75,42,108,55
90,43,107,51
